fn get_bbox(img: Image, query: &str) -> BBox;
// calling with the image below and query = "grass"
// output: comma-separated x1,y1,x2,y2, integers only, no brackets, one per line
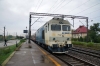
0,39,26,65
72,41,100,50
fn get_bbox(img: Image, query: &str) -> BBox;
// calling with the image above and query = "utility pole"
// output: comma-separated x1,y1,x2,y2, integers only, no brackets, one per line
86,18,88,42
26,26,27,39
16,32,18,47
4,27,5,41
4,26,7,46
26,26,27,44
28,14,31,43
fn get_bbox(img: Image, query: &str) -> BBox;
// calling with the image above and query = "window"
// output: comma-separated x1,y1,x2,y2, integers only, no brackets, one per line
45,26,47,33
42,30,44,39
62,25,70,31
48,23,49,31
51,24,61,31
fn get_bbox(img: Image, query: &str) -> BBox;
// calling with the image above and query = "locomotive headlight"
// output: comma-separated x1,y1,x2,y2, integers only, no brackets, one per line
67,38,69,40
53,38,55,40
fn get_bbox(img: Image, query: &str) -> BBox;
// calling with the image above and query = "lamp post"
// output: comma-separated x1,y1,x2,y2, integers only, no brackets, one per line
26,26,27,44
26,26,27,39
16,32,18,47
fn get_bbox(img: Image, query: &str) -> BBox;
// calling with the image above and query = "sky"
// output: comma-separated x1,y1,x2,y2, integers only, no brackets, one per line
0,0,100,36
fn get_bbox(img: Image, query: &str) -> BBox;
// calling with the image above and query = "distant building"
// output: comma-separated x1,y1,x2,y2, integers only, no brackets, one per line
72,25,87,38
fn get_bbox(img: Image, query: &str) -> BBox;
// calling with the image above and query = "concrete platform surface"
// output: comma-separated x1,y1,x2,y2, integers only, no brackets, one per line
6,41,56,66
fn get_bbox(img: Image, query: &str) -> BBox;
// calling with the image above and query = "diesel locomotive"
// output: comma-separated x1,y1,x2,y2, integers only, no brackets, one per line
31,17,72,53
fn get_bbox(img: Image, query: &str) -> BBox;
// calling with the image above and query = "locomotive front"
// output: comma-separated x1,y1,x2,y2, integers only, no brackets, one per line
47,18,72,53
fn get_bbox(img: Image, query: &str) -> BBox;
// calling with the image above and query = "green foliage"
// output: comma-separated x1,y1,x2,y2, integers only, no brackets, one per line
0,45,15,64
88,23,100,43
20,39,26,43
3,47,11,54
72,41,100,50
72,38,78,41
0,35,3,41
0,39,26,65
87,42,94,47
72,41,85,46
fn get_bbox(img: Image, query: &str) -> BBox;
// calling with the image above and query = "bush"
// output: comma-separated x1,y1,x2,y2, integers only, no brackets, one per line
87,42,94,47
20,39,26,43
3,48,11,54
72,41,84,46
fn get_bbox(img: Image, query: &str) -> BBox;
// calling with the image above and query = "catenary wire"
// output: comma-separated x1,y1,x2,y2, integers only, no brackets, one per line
51,0,73,13
43,0,73,21
43,0,66,20
35,0,43,12
46,0,59,13
34,0,40,12
84,8,100,15
49,0,65,13
67,0,90,14
74,2,100,15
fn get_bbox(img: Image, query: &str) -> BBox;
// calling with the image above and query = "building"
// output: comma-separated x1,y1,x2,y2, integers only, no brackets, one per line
72,25,87,38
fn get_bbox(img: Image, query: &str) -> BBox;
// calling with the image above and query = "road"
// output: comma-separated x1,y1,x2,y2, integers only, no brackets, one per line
0,39,20,48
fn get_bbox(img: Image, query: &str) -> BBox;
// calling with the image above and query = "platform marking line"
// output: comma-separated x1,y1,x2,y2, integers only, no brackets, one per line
32,56,35,64
38,47,61,66
31,51,33,55
31,51,35,64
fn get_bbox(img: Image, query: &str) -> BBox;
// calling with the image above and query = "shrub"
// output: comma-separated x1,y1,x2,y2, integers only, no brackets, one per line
87,42,94,47
20,39,25,43
3,47,11,54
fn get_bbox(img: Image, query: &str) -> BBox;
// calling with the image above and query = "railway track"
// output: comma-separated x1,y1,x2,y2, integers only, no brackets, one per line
32,41,98,66
54,54,96,66
68,47,100,66
69,47,100,58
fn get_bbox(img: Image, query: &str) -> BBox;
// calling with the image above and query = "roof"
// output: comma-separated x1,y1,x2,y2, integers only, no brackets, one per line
73,25,87,34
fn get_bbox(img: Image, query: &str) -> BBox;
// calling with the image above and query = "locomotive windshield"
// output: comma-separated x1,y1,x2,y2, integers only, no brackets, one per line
51,24,61,31
62,25,70,31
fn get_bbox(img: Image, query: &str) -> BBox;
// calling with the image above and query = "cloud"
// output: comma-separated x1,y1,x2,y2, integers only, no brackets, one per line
0,0,100,36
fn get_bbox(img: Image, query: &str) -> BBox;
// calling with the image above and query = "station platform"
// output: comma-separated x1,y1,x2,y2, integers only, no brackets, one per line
6,40,67,66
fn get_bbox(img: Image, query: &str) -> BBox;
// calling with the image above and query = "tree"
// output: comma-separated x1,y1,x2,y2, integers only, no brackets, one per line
0,35,3,41
88,23,100,43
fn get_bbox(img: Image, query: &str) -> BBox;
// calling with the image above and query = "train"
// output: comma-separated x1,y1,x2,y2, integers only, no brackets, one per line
31,17,72,53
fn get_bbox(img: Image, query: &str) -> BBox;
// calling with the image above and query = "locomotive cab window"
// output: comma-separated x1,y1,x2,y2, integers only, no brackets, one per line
62,25,70,31
51,24,61,31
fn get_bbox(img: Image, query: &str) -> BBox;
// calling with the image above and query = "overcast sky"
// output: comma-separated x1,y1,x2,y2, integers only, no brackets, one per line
0,0,100,36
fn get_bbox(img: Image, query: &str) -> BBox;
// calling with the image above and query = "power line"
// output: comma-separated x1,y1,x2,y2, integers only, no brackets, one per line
52,0,73,13
84,8,100,15
46,0,59,13
31,18,41,26
43,0,65,20
35,0,43,12
79,20,85,26
34,0,40,12
67,0,90,14
90,15,100,19
75,2,100,15
50,0,65,13
43,0,72,20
